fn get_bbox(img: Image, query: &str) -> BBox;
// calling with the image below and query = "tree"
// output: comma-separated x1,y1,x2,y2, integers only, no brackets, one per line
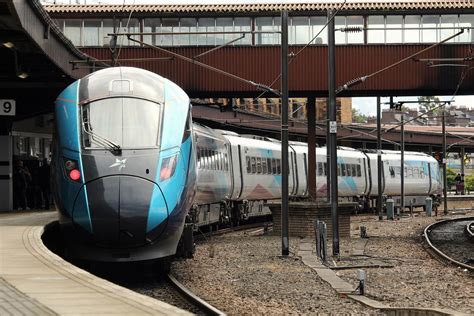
446,167,457,190
465,174,474,194
418,96,441,116
352,108,368,123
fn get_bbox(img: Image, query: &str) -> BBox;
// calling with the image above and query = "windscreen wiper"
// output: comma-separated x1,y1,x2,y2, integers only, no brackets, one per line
82,122,122,154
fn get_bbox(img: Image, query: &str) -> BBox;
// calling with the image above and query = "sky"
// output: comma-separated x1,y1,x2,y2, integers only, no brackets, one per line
353,95,474,117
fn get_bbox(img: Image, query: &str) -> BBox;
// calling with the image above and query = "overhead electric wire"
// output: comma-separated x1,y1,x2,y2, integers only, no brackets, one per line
336,29,465,94
127,36,279,93
252,0,348,102
114,0,136,66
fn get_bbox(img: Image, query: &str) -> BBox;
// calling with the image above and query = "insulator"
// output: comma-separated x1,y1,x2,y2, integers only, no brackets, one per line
341,27,363,33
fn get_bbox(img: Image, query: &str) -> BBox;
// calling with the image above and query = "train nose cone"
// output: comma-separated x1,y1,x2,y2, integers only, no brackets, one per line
73,175,168,247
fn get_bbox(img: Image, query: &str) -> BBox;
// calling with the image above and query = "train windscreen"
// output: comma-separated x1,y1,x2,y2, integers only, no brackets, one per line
81,97,162,149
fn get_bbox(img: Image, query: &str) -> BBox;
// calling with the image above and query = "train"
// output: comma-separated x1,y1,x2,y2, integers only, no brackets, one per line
52,67,442,263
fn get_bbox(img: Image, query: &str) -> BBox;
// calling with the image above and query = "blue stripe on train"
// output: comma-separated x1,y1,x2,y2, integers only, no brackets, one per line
147,126,192,233
55,81,92,233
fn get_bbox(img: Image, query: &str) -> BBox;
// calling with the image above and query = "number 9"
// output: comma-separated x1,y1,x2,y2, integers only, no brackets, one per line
3,101,11,113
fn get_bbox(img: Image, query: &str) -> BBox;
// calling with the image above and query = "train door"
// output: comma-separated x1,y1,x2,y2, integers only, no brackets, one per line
229,143,244,200
289,148,297,196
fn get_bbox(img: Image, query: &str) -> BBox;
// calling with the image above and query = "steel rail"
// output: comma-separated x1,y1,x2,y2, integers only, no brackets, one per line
166,274,226,316
424,217,474,271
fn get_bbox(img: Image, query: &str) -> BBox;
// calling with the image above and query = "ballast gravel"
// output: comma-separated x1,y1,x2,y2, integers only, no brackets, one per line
169,211,473,315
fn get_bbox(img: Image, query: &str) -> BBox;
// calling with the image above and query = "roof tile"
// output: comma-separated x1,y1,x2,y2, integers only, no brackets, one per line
43,1,473,14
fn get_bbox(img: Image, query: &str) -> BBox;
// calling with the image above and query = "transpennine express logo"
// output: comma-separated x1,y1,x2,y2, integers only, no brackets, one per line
109,158,127,171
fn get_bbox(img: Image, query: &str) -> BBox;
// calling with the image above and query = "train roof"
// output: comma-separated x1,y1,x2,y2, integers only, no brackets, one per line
78,67,185,105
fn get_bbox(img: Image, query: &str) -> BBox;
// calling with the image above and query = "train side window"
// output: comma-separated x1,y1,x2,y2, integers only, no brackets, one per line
351,164,357,176
395,166,401,176
337,164,341,176
201,149,205,169
404,166,408,177
420,168,425,178
324,163,327,176
317,162,323,176
267,158,272,174
209,151,214,170
211,150,216,170
246,156,251,173
251,157,256,174
212,150,219,170
277,159,281,174
341,164,346,176
356,164,361,177
209,149,213,170
271,158,277,174
413,167,420,178
256,157,262,174
262,157,267,174
407,167,413,178
389,166,395,178
196,147,201,169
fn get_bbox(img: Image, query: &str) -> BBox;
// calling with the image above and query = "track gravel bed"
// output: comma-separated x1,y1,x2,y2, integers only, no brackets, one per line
171,231,375,315
336,212,474,314
170,212,474,314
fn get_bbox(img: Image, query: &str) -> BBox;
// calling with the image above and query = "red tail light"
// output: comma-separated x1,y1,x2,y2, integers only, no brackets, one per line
69,169,81,181
64,158,81,182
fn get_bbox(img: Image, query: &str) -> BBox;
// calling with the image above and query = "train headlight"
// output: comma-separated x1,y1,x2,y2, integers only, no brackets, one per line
160,155,178,181
64,158,81,182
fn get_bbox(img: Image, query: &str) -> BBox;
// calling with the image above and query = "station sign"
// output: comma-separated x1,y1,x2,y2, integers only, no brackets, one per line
329,121,337,133
0,100,15,116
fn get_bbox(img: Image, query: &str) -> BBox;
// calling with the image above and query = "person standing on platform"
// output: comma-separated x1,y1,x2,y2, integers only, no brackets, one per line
455,173,462,195
39,158,51,210
13,160,30,210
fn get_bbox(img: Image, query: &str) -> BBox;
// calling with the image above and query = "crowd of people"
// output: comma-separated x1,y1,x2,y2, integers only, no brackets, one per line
13,158,51,211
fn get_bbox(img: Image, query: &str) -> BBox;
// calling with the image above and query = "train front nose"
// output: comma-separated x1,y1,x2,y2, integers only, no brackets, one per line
73,175,168,247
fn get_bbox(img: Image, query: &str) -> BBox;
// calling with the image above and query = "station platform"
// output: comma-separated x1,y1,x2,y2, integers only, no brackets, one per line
0,211,190,315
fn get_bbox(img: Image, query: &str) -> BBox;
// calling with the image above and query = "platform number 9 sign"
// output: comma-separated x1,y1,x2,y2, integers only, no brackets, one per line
0,100,15,116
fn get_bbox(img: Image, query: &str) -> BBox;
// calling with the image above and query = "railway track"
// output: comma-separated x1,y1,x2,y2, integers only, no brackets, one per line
72,261,227,315
424,217,474,271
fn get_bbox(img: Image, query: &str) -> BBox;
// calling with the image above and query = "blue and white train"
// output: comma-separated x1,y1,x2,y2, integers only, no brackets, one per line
52,67,442,263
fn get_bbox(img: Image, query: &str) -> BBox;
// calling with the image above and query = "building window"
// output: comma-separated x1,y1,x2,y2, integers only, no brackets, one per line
180,18,198,46
335,16,346,44
196,18,214,46
255,16,281,45
290,16,309,44
235,17,252,45
83,20,101,46
422,15,440,43
404,15,421,43
216,17,234,45
143,18,160,45
310,16,328,44
386,16,402,43
459,15,474,42
64,20,82,46
161,18,179,46
368,15,384,43
346,16,364,44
